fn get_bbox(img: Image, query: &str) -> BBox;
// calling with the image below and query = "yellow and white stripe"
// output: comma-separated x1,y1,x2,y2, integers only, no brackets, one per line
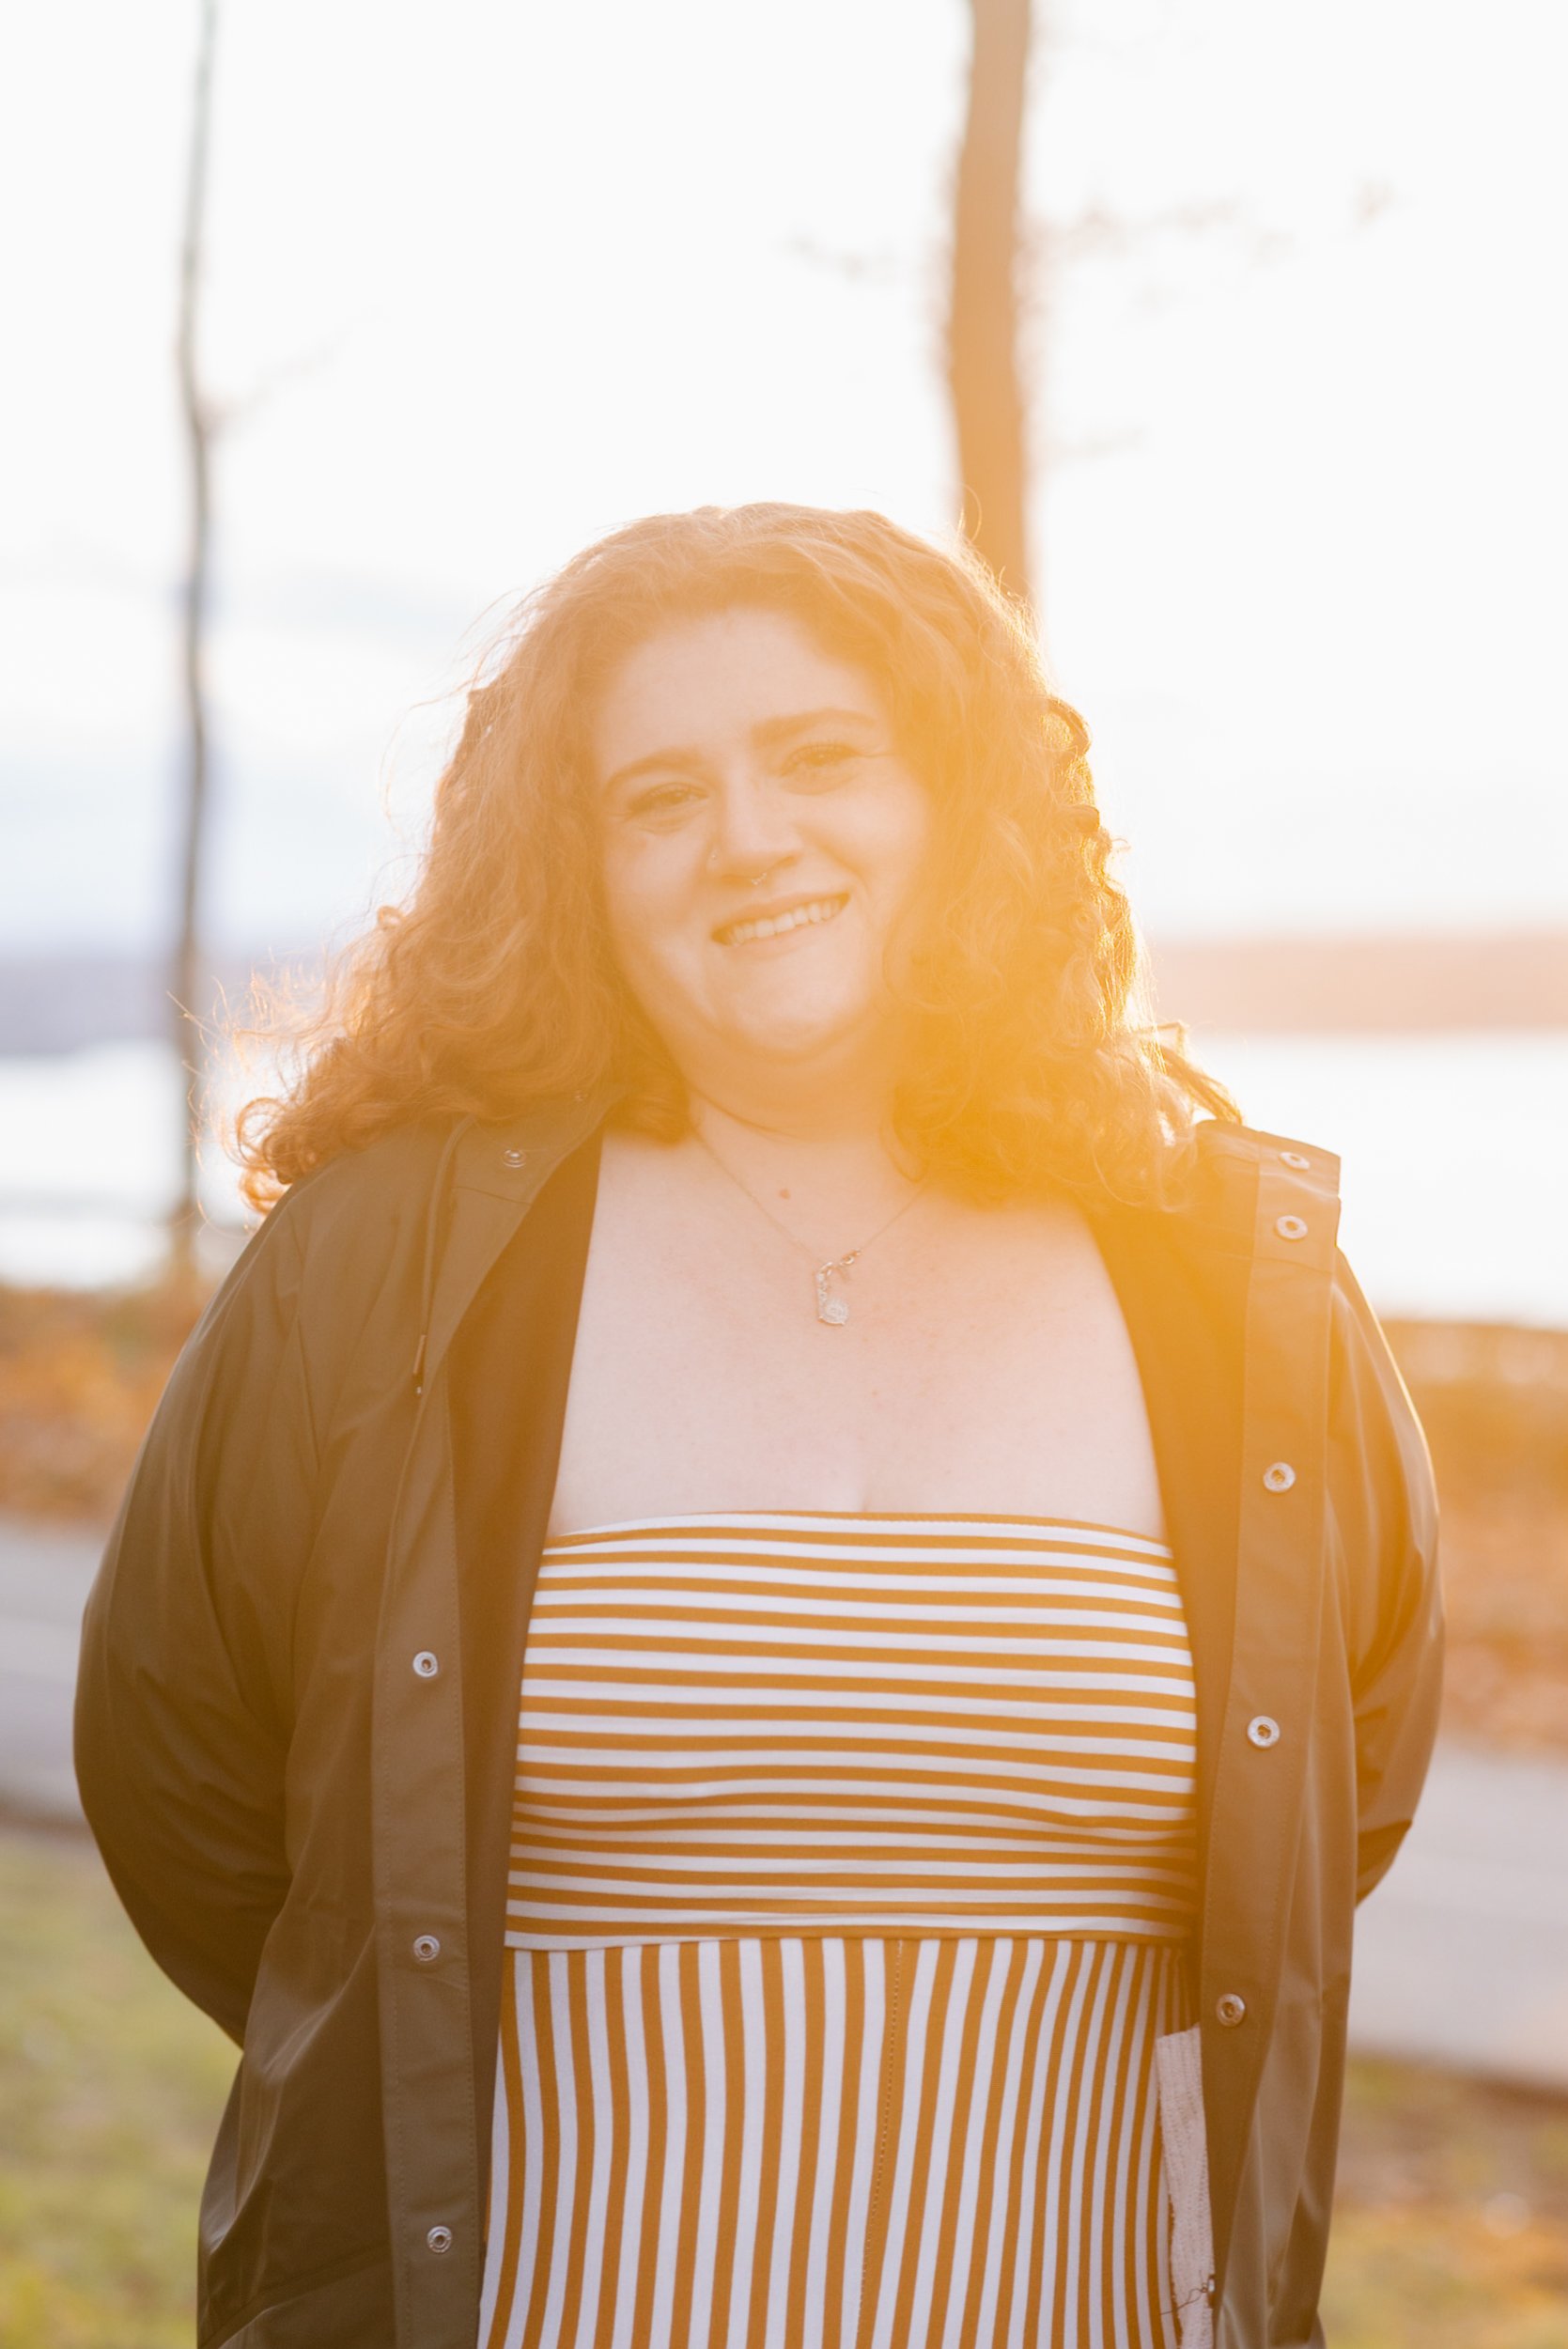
479,1512,1200,2349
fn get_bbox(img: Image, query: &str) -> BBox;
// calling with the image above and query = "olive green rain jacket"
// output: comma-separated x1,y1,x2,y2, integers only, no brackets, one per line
74,1087,1443,2348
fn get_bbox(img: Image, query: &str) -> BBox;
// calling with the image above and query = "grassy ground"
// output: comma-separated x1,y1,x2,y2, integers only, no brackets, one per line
1324,2060,1568,2348
1,1830,1564,2347
0,1830,232,2348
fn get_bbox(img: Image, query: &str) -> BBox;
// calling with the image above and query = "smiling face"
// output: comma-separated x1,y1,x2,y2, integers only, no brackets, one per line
591,605,933,1097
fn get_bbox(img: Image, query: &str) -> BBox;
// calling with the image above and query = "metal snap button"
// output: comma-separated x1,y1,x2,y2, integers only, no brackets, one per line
1247,1715,1281,1749
1263,1462,1296,1493
502,1146,529,1169
1216,1992,1248,2028
1275,1214,1309,1240
412,1935,441,1963
427,2224,454,2255
1279,1150,1311,1170
412,1651,440,1679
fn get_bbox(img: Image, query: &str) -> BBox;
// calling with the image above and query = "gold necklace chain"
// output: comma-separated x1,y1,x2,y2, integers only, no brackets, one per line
691,1124,927,1326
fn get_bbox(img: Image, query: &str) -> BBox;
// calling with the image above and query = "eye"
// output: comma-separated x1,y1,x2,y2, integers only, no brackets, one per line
783,740,859,783
626,781,701,823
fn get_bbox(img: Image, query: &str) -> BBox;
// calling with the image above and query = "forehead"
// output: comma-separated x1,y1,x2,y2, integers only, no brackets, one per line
589,605,887,775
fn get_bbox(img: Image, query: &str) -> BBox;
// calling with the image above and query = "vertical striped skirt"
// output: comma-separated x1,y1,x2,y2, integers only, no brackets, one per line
479,1930,1192,2349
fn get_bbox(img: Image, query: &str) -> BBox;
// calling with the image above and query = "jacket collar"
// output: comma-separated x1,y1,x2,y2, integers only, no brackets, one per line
416,1079,629,1398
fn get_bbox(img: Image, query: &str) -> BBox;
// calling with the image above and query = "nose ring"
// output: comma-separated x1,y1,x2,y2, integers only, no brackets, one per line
707,845,781,888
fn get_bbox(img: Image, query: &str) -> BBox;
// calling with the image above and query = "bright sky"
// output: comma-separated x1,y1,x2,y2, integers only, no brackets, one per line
5,0,1566,960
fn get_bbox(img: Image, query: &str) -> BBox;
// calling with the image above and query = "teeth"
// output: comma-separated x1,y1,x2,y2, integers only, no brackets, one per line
719,895,846,946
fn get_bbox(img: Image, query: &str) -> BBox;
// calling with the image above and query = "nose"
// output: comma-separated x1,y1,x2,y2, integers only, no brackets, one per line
705,774,800,883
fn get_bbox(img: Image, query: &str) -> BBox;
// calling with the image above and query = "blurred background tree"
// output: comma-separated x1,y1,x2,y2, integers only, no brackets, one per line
949,0,1035,610
169,0,218,1290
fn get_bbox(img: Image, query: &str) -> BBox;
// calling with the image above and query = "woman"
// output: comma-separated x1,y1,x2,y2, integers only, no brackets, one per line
76,503,1442,2349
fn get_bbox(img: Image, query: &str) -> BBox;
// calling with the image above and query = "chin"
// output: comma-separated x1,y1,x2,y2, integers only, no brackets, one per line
705,988,850,1053
731,1022,853,1064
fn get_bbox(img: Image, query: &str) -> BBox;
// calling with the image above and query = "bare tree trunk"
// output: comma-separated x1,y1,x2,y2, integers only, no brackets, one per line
948,0,1034,610
169,0,219,1288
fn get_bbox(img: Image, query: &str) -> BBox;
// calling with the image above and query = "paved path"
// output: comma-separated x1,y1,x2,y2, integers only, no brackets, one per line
0,1515,99,1825
1345,1739,1568,2090
4,1515,1565,2091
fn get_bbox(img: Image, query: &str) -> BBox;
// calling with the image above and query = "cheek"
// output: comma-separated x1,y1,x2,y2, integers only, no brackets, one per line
598,841,652,968
600,838,699,972
862,786,933,893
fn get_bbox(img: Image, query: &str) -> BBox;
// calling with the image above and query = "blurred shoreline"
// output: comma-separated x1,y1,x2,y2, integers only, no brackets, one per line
8,1024,1568,1320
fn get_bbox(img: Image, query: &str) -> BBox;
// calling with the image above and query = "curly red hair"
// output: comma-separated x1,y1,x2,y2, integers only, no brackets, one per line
233,503,1236,1211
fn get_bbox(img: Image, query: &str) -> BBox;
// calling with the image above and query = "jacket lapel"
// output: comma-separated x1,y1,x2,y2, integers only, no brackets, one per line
1094,1130,1343,2303
445,1119,609,2181
1087,1191,1250,1971
379,1083,623,2230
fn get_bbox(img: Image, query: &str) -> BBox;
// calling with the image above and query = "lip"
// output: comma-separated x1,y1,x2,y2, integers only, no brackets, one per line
710,890,849,945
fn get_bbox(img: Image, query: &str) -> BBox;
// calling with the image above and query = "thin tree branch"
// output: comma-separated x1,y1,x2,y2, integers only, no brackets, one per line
170,0,218,1284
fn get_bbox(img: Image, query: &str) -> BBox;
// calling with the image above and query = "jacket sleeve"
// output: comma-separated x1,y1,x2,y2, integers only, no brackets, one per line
73,1201,318,2045
1327,1249,1445,1905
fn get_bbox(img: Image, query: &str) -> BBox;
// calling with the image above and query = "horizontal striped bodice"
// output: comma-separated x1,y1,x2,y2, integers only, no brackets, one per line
504,1511,1199,1950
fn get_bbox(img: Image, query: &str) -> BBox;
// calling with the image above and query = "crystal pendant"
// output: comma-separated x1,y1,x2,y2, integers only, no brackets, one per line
815,1262,851,1325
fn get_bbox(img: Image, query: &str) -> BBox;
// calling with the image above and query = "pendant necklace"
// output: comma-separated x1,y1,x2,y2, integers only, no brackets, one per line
691,1124,928,1326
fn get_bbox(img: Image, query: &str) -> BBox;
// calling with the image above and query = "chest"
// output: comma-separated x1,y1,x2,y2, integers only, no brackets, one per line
545,1156,1168,1541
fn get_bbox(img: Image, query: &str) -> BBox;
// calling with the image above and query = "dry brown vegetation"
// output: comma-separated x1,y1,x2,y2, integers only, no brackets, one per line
2,1283,1564,1758
0,1282,208,1527
1383,1320,1568,1758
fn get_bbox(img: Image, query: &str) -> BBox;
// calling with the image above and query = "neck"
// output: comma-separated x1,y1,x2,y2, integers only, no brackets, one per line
682,1073,927,1220
680,1034,912,1147
671,1016,918,1153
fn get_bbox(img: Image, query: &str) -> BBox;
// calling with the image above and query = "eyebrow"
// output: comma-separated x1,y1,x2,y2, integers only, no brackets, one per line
600,706,881,797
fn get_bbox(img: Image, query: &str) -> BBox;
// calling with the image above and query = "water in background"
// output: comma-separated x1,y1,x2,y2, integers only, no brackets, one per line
1195,1031,1563,1324
1,1033,1563,1324
1,1042,251,1291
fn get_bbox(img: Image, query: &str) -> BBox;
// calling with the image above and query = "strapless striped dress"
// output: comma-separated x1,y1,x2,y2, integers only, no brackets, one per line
477,1512,1201,2349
